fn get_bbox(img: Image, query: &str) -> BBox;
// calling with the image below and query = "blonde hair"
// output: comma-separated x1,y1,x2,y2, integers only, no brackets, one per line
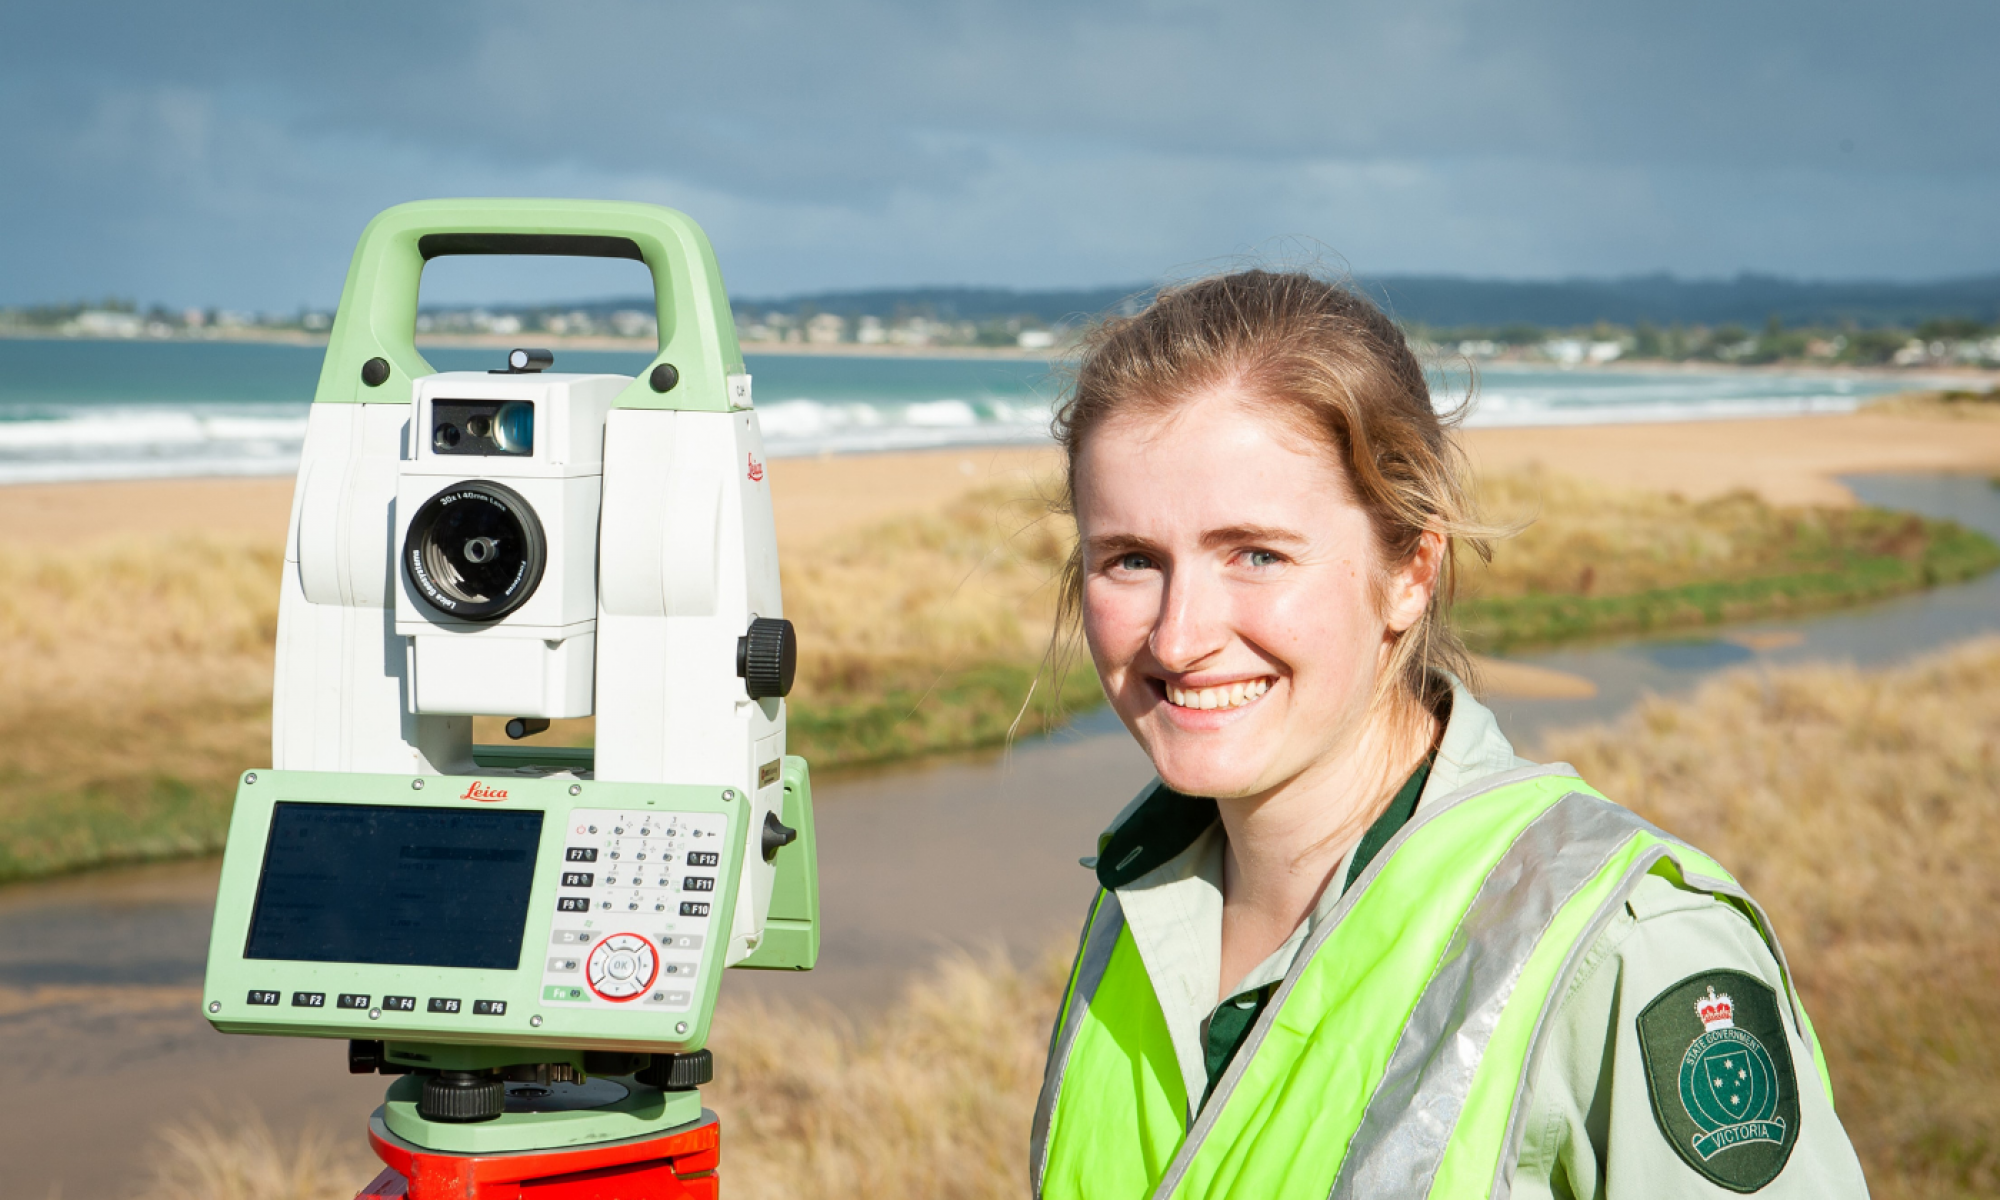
1052,269,1491,712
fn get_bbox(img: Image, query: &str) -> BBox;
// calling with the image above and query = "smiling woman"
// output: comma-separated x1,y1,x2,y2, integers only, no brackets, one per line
1029,272,1869,1200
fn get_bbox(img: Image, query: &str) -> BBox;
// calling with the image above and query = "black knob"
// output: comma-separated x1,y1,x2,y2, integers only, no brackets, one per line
763,811,798,862
736,617,797,699
418,1070,505,1122
505,717,550,740
361,357,391,387
348,1039,382,1075
649,363,680,393
506,348,553,373
637,1049,713,1091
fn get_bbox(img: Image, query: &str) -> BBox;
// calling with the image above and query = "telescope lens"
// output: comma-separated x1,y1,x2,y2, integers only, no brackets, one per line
402,481,546,621
493,402,534,455
433,423,461,450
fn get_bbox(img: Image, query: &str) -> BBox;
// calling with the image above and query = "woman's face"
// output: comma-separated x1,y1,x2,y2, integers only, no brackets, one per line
1074,384,1432,801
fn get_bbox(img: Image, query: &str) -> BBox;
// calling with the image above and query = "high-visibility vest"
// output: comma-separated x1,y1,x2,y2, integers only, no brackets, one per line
1030,764,1835,1200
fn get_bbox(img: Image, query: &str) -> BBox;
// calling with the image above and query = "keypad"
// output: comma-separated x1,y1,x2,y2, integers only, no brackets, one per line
541,807,725,1011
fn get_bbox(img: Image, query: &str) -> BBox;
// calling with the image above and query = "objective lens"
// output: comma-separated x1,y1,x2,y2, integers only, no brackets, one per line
402,481,546,621
433,423,461,450
466,415,491,438
493,402,534,455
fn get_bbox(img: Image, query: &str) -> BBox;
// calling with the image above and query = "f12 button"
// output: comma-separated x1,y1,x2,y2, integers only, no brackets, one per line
473,1000,507,1016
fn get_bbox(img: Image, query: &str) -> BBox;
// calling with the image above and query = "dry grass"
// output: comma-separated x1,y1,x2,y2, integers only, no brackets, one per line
138,1114,379,1200
1544,640,2000,1199
1866,387,2000,420
705,949,1068,1199
0,535,276,881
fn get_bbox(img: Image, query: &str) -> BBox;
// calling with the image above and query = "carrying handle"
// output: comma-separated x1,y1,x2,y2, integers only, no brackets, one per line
313,199,743,412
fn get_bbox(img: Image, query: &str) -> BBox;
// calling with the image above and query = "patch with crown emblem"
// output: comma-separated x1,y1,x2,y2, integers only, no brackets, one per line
1637,970,1799,1191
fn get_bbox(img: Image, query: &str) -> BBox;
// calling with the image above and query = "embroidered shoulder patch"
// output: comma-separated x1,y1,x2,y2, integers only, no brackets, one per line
1635,969,1799,1193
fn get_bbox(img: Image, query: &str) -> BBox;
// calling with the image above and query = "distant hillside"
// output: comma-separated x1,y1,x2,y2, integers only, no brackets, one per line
548,273,2000,331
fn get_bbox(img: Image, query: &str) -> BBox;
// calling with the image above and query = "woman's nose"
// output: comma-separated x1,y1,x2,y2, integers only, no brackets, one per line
1148,568,1228,671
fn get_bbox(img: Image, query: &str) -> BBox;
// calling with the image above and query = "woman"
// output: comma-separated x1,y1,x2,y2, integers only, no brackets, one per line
1029,272,1867,1199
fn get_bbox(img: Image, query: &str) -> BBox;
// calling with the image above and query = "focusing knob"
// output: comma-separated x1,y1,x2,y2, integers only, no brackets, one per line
637,1049,713,1091
419,1070,505,1123
763,811,798,862
736,617,797,700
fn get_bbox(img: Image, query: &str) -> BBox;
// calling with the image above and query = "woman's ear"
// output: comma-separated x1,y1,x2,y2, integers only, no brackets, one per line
1383,529,1445,634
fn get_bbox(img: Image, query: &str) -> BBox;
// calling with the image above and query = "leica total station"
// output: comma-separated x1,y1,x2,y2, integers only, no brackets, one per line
198,200,816,1199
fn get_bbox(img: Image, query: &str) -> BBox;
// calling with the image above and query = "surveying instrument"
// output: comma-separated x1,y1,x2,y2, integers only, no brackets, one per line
199,199,817,1199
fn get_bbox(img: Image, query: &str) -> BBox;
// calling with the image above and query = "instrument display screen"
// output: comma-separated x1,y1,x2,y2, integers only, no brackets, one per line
244,802,544,969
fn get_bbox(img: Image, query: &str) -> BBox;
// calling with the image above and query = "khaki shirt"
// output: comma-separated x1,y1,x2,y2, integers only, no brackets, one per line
1105,683,1870,1197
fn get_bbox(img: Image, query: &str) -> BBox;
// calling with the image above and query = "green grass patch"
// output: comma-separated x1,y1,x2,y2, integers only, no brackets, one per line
789,658,1107,771
0,773,234,885
1460,515,2000,652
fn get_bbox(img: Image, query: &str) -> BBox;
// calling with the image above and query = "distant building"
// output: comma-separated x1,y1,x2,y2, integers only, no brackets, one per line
1017,329,1057,350
857,315,887,345
806,313,846,344
75,310,143,337
610,310,656,339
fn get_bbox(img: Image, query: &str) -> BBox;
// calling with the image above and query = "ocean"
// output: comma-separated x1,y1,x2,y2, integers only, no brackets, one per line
0,338,1917,485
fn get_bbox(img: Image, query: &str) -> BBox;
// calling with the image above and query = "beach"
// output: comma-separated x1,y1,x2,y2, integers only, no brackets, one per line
7,408,1999,550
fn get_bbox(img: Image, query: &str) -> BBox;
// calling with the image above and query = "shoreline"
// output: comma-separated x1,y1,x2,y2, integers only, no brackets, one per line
4,329,1996,382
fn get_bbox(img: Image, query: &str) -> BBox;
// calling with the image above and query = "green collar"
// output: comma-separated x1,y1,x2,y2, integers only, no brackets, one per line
1096,753,1435,894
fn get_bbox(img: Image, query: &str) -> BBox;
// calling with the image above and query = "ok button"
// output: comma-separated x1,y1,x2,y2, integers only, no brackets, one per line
606,953,638,981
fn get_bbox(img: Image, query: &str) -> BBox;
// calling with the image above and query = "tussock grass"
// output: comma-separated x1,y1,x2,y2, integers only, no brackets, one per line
139,1114,378,1200
0,535,276,881
1545,640,2000,1199
782,481,1094,767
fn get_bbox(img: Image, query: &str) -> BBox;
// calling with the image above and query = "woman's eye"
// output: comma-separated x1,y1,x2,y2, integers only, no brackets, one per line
1118,552,1155,572
1246,550,1281,568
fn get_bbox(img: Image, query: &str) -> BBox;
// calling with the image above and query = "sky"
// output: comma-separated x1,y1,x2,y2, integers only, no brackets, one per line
4,0,1999,310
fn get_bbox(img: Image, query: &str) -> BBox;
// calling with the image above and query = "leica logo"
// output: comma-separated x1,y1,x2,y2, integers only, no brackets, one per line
461,781,509,802
747,452,765,483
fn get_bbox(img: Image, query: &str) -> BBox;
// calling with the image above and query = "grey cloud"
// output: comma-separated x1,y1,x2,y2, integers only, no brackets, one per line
2,0,1996,306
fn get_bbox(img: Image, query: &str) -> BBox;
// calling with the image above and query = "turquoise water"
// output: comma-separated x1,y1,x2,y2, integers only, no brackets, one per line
0,337,1917,483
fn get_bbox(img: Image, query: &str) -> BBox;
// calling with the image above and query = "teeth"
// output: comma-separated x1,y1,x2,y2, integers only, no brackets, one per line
1165,678,1270,711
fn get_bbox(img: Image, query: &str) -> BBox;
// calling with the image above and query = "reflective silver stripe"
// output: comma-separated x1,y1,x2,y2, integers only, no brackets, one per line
1330,792,1648,1200
1490,843,1668,1200
1487,843,1809,1198
1031,889,1127,1197
1147,762,1583,1200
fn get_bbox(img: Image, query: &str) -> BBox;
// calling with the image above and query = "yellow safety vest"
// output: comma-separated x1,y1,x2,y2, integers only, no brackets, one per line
1030,765,1835,1200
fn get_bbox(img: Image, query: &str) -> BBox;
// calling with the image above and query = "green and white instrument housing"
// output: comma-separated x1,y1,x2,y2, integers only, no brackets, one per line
200,201,817,1148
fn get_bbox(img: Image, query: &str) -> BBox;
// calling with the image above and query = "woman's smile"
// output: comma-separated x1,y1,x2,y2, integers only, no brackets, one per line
1157,675,1275,712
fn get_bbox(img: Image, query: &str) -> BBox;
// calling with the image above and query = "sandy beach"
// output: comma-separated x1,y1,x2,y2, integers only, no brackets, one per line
6,409,1999,550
